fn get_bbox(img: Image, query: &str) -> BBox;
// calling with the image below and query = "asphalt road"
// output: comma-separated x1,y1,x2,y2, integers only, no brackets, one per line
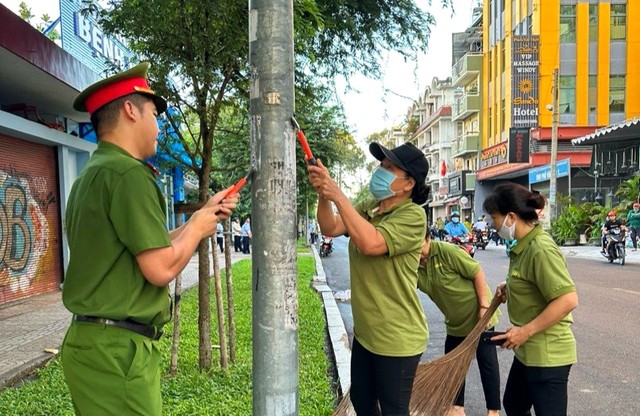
320,235,640,415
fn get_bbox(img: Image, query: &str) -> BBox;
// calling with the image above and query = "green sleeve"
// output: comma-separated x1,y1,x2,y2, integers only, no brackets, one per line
377,204,426,257
531,248,576,302
110,166,171,255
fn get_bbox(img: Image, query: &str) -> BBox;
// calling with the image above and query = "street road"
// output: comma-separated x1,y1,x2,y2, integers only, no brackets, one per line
321,235,640,415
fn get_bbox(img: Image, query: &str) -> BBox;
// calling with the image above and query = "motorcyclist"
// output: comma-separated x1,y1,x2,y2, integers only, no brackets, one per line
444,211,470,241
601,210,625,255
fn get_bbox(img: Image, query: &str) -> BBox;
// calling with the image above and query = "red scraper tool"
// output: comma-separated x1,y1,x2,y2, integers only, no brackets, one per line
290,116,316,166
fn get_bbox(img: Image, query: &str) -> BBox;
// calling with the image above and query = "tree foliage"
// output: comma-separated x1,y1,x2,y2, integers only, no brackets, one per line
81,0,444,371
18,1,60,41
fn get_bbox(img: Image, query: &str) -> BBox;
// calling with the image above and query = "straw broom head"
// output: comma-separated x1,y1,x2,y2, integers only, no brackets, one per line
333,296,502,416
409,295,503,415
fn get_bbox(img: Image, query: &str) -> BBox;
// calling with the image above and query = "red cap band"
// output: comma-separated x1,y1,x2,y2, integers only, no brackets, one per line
84,77,152,114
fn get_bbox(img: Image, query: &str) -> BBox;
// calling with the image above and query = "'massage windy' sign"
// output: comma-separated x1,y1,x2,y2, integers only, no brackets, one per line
511,36,539,128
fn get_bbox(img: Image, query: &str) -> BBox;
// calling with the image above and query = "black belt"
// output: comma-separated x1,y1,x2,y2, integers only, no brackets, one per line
73,315,163,340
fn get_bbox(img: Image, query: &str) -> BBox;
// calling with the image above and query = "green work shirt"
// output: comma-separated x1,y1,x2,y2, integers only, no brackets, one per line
63,141,172,327
507,225,577,367
417,241,499,337
349,198,428,357
627,210,640,228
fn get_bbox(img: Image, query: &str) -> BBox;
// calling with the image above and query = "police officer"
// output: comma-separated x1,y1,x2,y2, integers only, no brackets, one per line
61,63,238,415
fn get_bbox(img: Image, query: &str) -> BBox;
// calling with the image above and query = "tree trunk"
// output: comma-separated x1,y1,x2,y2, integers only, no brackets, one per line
198,239,212,370
223,218,236,362
211,236,228,371
169,216,185,375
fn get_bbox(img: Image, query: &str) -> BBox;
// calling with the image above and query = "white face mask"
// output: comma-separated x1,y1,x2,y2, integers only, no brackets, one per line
497,214,516,241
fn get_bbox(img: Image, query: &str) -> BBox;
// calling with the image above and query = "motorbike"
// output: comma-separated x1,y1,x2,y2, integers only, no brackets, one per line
449,234,476,258
602,228,626,265
472,229,489,250
319,236,334,258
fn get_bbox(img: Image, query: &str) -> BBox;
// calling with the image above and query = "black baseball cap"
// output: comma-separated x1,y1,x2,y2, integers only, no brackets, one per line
369,142,429,185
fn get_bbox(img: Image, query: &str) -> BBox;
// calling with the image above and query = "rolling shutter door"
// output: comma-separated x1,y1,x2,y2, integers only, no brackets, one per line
0,134,62,305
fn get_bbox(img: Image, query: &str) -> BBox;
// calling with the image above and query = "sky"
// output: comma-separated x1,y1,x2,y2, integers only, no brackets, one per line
2,0,477,139
336,0,477,142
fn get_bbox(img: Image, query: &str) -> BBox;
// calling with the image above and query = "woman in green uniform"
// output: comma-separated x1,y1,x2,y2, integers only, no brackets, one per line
417,230,501,416
308,142,430,415
483,183,579,416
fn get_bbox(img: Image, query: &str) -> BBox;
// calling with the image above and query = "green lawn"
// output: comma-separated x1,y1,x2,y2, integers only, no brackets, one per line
0,257,336,415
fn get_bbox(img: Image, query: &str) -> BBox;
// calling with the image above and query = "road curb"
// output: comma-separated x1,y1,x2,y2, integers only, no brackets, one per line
0,353,56,390
311,245,351,395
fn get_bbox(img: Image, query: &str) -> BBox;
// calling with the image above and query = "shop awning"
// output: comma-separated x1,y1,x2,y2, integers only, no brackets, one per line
572,117,640,146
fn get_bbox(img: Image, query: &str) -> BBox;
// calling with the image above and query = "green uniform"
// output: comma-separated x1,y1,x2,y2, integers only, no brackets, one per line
62,141,171,415
507,225,577,367
417,241,500,337
349,198,428,357
627,210,640,228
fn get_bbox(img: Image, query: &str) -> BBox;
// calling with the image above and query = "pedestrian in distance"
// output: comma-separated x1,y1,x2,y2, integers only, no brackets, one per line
483,182,578,416
417,229,501,416
61,63,238,416
626,202,640,251
216,222,224,253
241,217,252,254
232,217,242,252
308,141,430,415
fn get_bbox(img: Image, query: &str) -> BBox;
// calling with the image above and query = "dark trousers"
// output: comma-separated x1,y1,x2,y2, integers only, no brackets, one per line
234,235,242,252
216,237,223,253
445,328,501,410
241,236,250,254
350,337,421,416
503,357,571,416
630,226,639,249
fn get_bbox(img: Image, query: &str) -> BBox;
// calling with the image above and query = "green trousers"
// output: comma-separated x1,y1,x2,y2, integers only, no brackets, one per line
61,321,162,415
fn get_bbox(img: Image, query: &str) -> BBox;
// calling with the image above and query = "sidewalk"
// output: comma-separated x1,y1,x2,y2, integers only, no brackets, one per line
0,249,250,389
558,242,640,262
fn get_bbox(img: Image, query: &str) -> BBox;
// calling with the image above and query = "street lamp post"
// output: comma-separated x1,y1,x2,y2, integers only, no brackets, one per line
549,68,559,219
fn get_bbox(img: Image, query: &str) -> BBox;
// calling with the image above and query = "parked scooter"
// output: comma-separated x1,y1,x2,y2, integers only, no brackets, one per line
602,228,626,265
472,229,489,250
319,236,334,258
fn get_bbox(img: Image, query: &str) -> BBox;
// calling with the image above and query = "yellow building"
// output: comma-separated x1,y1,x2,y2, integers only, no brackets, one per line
478,0,639,201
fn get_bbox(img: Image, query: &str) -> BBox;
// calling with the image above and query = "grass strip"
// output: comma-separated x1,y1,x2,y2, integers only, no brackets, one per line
0,256,335,415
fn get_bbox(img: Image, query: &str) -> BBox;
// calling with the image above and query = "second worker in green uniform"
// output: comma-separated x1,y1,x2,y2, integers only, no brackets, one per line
417,229,501,416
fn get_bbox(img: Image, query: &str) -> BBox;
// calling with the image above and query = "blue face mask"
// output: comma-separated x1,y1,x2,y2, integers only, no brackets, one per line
451,217,460,224
369,166,397,201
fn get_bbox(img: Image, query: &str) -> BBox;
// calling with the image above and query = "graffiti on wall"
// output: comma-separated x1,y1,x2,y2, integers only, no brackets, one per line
0,169,52,295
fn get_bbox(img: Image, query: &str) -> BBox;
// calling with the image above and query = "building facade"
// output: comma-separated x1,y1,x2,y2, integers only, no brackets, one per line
478,0,640,218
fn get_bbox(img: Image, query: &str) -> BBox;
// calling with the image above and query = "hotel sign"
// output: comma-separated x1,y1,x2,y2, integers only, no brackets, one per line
511,36,539,128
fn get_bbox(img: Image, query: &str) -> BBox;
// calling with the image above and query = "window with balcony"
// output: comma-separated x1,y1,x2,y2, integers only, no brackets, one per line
560,5,576,43
609,75,625,113
611,4,626,41
559,76,576,114
589,4,598,42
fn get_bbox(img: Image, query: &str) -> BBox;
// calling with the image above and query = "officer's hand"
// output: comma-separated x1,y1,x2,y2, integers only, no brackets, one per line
206,186,239,212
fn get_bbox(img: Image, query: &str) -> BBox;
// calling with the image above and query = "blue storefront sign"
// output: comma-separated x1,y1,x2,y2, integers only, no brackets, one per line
59,0,133,75
529,158,570,184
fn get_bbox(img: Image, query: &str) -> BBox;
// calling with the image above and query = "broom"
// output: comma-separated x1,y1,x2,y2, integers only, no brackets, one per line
333,295,503,416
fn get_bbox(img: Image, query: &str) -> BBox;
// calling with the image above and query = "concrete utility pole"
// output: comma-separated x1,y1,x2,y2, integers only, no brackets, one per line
549,68,559,220
249,1,299,415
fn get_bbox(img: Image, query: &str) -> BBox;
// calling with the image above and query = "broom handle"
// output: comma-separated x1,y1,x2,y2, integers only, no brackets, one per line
466,295,503,342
